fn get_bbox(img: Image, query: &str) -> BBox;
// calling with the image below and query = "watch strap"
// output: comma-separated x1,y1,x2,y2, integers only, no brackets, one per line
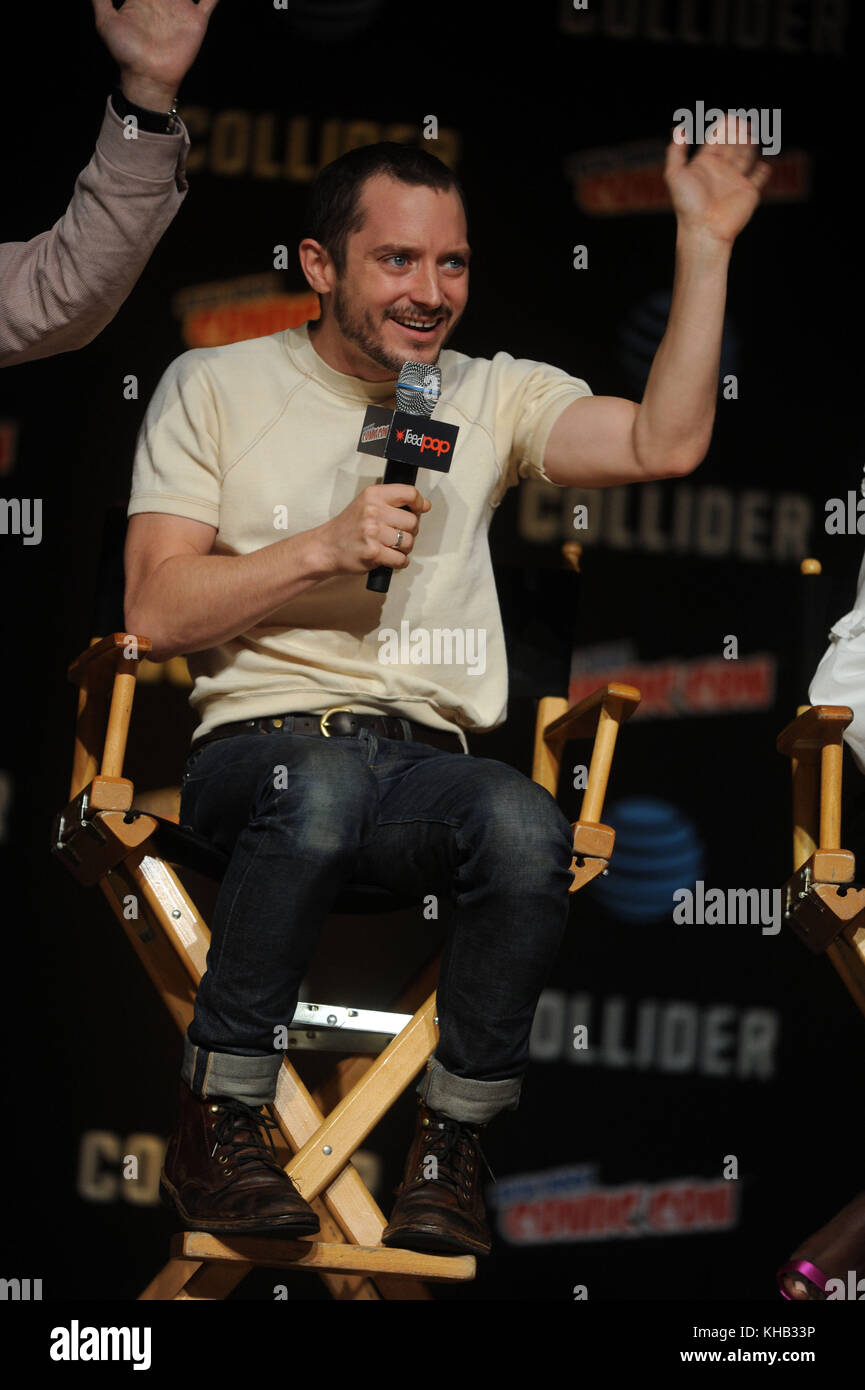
111,86,178,135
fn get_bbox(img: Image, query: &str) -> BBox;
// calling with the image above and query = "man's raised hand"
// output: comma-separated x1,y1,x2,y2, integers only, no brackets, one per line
664,113,772,247
92,0,219,113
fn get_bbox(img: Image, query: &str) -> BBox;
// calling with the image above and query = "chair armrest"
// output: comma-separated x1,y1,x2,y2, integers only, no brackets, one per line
67,631,152,800
778,705,852,870
68,632,153,691
776,704,852,760
542,682,641,744
532,683,642,850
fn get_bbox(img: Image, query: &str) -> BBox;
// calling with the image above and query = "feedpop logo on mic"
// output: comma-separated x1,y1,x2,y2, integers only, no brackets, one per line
394,425,451,457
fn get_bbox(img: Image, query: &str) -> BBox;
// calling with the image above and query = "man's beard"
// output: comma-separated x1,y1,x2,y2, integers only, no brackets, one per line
330,280,457,375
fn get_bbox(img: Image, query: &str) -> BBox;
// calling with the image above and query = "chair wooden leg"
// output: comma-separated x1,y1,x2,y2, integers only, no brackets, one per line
274,998,437,1215
168,1261,257,1302
791,751,819,874
532,697,568,795
139,1257,213,1302
69,682,109,801
100,872,196,1035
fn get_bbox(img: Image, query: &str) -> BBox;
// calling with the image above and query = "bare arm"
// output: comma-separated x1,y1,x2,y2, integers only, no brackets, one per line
124,485,431,662
544,113,771,487
543,231,732,486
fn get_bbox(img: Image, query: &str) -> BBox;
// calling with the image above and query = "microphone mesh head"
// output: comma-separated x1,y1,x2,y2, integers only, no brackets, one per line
396,361,441,417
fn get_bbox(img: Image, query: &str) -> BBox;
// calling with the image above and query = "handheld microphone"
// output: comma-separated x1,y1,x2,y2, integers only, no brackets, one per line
357,360,458,594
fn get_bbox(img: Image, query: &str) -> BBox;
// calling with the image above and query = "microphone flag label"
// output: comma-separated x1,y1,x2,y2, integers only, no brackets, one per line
357,405,393,452
356,406,458,473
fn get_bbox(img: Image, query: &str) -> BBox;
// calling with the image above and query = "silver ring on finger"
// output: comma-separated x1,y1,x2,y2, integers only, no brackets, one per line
394,529,404,550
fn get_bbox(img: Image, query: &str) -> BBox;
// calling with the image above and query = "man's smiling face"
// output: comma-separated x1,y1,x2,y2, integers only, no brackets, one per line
314,172,470,379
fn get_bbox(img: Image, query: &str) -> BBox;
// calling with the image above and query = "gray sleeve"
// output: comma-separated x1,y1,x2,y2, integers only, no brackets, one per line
0,97,190,368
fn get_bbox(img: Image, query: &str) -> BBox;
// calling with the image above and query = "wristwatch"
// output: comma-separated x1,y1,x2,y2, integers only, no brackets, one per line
111,85,179,135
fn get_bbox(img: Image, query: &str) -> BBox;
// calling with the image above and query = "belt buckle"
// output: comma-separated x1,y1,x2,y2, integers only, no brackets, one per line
319,705,356,738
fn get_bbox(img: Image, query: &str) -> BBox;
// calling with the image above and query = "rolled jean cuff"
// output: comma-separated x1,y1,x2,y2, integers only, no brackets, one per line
416,1057,522,1124
182,1036,283,1105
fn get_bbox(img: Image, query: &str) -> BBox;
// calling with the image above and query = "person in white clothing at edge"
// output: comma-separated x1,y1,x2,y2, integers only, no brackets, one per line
810,550,865,772
776,558,865,1299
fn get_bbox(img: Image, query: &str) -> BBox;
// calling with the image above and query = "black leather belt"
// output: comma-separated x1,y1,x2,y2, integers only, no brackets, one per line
192,707,467,755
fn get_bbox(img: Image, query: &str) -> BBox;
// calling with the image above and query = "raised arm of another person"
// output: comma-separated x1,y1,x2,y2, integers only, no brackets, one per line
0,0,218,368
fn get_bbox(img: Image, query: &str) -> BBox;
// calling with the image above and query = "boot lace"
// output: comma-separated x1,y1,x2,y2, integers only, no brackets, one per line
208,1096,285,1176
415,1112,496,1200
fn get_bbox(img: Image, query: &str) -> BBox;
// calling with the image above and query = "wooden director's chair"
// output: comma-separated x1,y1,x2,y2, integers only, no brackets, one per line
774,558,865,1299
776,562,865,1018
52,543,640,1301
777,704,865,1015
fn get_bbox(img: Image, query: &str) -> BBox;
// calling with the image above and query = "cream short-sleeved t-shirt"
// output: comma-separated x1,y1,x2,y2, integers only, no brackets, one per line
128,322,591,747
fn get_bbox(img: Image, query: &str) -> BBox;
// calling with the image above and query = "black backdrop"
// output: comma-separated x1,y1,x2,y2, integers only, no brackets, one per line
1,0,864,1309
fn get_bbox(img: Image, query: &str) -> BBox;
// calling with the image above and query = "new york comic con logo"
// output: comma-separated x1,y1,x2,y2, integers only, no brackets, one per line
395,426,451,457
491,1165,739,1245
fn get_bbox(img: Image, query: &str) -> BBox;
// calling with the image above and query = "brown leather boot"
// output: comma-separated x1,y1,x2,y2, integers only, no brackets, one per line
381,1097,494,1256
160,1079,320,1237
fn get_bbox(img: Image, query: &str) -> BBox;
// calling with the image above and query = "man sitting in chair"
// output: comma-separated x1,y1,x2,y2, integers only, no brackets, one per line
124,124,768,1255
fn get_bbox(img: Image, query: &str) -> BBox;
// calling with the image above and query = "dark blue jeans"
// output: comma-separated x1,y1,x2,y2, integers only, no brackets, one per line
178,719,575,1123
